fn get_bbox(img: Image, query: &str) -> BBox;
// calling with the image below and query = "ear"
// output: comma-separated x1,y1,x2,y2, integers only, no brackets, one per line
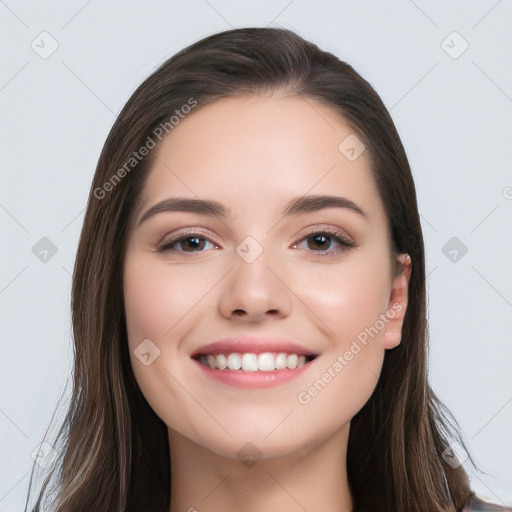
382,253,412,350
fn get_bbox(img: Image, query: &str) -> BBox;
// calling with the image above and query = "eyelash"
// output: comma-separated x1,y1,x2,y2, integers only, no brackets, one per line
157,226,355,256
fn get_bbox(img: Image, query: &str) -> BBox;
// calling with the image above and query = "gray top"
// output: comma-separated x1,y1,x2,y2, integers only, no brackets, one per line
461,495,512,511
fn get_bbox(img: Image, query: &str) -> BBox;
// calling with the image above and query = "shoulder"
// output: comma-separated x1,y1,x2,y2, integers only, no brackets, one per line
461,494,512,511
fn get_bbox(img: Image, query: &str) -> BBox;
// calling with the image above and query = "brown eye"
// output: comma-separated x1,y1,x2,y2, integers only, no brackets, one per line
293,229,354,255
307,234,333,251
176,236,207,252
158,233,218,254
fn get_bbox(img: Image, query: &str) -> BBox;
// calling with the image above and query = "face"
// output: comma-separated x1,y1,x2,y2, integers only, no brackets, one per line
123,94,410,460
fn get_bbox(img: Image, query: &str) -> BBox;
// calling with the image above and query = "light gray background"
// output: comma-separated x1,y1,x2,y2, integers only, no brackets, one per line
1,1,511,509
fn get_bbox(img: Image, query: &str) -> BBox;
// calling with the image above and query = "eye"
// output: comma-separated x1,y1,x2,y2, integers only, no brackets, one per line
157,226,355,256
157,232,219,254
292,227,355,255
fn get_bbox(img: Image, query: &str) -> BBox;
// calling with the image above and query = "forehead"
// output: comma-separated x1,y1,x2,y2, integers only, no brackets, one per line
138,95,385,226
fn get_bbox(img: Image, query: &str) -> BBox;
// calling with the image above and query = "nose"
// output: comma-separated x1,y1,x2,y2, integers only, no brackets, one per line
218,248,292,323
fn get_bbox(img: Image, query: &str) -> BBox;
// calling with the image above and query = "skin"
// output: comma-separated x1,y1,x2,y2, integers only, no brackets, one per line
123,94,412,512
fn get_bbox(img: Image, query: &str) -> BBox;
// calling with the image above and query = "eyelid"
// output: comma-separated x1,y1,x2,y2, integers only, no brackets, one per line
291,225,355,254
157,228,220,253
293,224,353,244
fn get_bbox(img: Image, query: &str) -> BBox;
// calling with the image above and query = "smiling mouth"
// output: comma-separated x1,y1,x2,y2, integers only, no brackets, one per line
193,352,317,371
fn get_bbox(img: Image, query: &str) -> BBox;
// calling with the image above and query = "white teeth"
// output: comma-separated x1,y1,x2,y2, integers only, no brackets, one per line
216,354,227,369
241,353,258,371
227,353,241,370
257,352,275,371
198,352,312,371
275,353,287,369
286,353,298,369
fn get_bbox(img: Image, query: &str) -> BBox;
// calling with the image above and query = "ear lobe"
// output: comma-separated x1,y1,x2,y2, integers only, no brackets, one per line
382,253,412,350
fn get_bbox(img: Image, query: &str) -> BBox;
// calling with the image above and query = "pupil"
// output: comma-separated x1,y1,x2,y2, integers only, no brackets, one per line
184,237,203,251
309,234,330,250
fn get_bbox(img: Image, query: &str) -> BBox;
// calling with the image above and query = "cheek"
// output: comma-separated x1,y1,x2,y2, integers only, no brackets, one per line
291,288,389,448
281,252,392,431
123,256,206,343
123,256,201,437
293,251,392,343
123,255,225,428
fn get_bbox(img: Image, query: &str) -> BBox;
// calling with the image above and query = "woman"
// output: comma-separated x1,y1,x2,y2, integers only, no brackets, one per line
25,27,511,512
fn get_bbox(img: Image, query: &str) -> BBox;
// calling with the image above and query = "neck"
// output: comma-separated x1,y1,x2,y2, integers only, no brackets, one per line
168,424,353,512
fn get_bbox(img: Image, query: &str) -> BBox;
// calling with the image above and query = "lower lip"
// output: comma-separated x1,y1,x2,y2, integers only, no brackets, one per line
191,358,315,388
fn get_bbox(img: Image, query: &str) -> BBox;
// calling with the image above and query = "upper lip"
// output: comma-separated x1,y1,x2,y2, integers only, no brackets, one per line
190,336,319,358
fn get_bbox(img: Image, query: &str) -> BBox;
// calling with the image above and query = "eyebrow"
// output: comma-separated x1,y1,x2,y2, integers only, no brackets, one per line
137,194,367,227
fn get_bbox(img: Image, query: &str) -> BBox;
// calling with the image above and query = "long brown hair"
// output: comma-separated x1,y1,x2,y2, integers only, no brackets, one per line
25,27,481,512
